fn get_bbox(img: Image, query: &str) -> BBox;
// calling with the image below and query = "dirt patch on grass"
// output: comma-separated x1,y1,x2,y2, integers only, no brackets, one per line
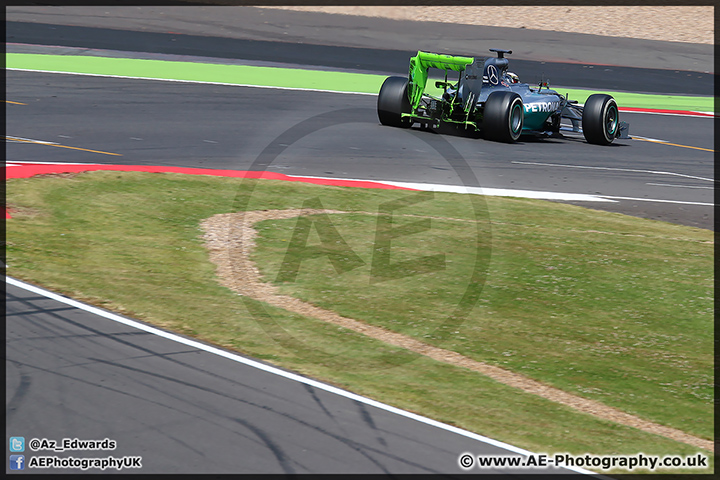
33,172,83,179
200,208,713,452
5,204,44,218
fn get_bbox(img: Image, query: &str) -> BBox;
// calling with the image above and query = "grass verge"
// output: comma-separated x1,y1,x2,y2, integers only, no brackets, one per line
5,171,713,473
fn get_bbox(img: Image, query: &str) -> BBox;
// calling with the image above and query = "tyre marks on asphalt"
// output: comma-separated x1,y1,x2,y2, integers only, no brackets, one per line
7,278,586,474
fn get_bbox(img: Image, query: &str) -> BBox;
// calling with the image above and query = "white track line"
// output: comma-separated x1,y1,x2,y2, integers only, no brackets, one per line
621,110,714,118
629,135,669,142
5,135,59,145
598,196,713,206
511,161,714,182
646,183,713,190
6,160,101,165
6,68,376,96
6,276,596,475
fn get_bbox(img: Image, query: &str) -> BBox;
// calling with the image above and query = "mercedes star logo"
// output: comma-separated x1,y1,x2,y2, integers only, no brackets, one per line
487,65,499,85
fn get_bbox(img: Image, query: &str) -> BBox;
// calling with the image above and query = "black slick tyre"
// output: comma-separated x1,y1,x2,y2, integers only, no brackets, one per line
483,91,523,143
582,94,619,145
377,76,412,128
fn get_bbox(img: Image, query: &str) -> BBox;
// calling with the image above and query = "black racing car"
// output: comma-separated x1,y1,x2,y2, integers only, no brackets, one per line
377,49,629,144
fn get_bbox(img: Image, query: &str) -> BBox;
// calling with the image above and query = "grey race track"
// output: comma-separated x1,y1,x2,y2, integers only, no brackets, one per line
6,70,714,229
8,280,585,475
4,6,714,475
6,6,714,230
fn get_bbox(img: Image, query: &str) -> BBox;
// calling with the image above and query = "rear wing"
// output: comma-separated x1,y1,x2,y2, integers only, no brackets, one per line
408,51,474,110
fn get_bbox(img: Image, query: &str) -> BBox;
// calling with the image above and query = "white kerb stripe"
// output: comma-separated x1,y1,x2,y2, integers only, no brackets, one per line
285,175,618,203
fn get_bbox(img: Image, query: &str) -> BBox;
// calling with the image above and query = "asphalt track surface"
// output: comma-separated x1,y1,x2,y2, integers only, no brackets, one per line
5,6,714,76
5,7,715,232
6,69,714,230
4,6,715,475
8,280,585,475
5,20,714,95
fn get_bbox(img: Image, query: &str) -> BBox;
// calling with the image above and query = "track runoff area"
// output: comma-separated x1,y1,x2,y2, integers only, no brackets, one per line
6,52,713,115
6,51,713,474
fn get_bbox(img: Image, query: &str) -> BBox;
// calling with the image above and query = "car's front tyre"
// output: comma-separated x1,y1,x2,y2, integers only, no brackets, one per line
582,94,619,145
483,91,523,143
377,76,413,128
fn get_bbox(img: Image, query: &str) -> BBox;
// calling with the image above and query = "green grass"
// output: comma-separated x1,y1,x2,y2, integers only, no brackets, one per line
252,195,714,441
5,171,714,473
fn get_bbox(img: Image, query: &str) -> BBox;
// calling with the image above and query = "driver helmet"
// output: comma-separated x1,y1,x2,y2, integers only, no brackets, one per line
506,71,519,83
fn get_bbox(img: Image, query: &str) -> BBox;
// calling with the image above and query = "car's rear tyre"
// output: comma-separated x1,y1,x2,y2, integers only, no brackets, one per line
582,94,619,145
483,91,523,143
377,76,413,128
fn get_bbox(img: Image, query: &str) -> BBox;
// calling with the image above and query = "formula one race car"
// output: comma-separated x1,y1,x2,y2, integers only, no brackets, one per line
377,49,629,144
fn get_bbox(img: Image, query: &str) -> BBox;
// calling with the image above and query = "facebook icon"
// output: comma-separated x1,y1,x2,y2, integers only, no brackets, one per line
10,455,25,470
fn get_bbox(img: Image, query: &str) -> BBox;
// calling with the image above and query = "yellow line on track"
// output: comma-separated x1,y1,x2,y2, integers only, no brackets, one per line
5,136,122,156
6,100,27,105
46,143,123,156
634,137,714,152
